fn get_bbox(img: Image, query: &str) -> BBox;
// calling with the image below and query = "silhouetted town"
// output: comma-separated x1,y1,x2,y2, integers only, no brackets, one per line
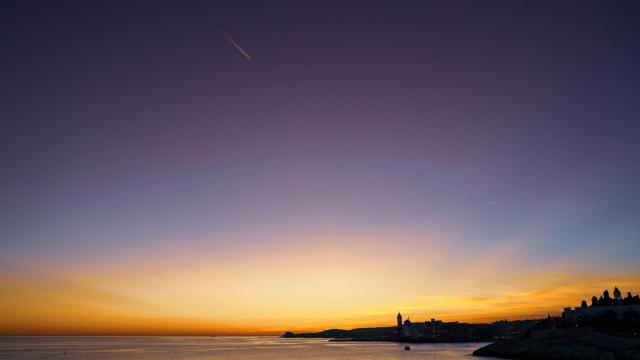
283,286,640,351
283,312,537,342
562,287,640,324
476,287,640,360
392,313,538,342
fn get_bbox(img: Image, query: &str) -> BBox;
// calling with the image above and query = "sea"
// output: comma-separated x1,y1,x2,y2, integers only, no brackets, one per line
0,336,499,359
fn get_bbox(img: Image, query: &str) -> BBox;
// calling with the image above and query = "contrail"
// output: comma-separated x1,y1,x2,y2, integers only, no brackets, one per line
225,34,252,61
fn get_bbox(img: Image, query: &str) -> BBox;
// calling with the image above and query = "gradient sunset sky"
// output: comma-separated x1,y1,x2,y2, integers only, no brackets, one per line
1,0,640,335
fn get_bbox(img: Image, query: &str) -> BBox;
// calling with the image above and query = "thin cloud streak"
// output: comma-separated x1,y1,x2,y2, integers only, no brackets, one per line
225,34,252,61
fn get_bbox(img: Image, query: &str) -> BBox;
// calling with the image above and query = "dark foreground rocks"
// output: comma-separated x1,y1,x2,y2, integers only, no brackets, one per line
473,328,640,360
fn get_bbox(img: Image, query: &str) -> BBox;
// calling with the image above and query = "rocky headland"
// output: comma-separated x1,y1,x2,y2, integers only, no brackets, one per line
473,328,640,360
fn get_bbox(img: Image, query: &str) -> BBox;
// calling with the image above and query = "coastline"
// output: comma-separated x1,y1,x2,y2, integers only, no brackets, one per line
328,337,491,343
473,328,640,360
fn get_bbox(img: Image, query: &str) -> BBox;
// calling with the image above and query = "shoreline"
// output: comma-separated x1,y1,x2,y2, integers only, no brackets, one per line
328,338,492,343
473,328,640,360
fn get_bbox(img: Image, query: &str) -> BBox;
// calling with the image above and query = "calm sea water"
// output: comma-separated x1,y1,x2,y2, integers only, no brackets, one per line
0,336,498,360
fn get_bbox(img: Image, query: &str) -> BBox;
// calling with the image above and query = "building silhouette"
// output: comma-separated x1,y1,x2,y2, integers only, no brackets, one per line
613,287,622,302
563,287,640,323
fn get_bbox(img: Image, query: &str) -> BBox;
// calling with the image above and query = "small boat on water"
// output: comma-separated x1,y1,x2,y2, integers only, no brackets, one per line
404,345,411,351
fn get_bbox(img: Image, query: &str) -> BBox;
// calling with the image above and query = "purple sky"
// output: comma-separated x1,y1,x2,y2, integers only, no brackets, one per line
1,0,640,333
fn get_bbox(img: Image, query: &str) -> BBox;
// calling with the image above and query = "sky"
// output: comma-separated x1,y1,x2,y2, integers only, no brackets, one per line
1,0,640,335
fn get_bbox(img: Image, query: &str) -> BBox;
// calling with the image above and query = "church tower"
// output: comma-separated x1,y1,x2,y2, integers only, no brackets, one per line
397,312,402,328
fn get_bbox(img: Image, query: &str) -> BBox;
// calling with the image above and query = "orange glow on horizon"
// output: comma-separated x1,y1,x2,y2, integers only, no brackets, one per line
2,229,639,336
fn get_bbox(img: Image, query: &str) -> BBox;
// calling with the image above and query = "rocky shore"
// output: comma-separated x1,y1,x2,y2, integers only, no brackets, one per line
473,328,640,360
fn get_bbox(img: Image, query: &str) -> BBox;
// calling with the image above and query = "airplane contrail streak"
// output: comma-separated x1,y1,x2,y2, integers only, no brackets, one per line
225,34,252,61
